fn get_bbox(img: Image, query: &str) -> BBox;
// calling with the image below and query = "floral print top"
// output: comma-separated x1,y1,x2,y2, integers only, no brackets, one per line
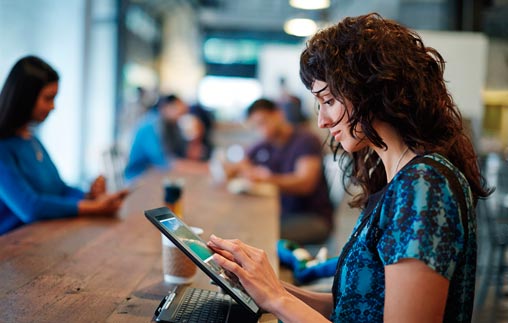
331,153,476,322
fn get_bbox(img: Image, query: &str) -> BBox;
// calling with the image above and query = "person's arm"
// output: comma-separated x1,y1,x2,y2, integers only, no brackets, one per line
63,175,107,201
384,259,449,323
254,155,322,195
0,160,81,222
208,235,331,323
62,176,128,216
281,281,334,317
222,158,254,180
0,156,127,222
242,133,324,195
77,190,128,216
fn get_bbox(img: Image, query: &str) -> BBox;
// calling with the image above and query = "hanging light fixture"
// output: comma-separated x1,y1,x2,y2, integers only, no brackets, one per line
289,0,330,10
283,18,317,37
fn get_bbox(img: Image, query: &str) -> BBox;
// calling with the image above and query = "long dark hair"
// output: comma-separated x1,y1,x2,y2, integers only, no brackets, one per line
300,13,490,208
0,56,59,139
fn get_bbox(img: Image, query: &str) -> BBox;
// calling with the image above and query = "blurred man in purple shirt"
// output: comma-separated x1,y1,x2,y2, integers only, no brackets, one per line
229,98,334,244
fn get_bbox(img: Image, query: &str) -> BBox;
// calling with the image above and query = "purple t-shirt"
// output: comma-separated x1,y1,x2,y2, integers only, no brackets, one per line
247,129,333,224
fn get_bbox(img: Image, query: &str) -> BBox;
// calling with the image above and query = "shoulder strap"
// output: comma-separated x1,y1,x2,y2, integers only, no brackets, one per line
368,156,469,251
419,156,469,245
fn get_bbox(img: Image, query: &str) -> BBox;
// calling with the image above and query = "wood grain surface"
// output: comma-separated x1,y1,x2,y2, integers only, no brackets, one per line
0,162,279,322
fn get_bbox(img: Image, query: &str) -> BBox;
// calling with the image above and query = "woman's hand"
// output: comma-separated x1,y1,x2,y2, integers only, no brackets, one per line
207,235,289,312
207,235,332,323
87,175,107,199
79,190,128,216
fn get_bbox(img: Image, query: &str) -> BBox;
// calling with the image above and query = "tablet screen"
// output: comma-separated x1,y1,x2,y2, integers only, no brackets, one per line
147,209,259,314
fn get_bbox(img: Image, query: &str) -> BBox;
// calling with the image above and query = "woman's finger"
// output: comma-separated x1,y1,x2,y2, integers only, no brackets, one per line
115,189,130,199
208,242,235,262
210,234,261,255
88,176,107,199
92,176,105,189
212,253,247,282
208,235,255,266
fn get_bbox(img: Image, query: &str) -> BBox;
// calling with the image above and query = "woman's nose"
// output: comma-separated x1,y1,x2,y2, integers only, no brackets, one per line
317,110,331,129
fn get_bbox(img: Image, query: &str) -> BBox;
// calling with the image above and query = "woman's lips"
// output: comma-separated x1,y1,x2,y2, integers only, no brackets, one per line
332,130,341,141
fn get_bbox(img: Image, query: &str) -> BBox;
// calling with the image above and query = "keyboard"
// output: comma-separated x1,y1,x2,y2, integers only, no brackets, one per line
171,288,232,323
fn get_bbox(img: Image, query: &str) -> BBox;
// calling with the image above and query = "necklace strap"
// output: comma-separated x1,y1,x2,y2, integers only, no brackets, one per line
393,147,410,175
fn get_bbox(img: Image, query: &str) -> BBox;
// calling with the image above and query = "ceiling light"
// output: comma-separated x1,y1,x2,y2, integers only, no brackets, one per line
283,18,317,37
289,0,330,10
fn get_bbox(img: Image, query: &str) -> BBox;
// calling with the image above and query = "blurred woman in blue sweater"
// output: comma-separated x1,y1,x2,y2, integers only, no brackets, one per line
0,56,128,235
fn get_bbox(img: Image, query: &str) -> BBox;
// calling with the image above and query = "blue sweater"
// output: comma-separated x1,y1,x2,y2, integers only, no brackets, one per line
0,136,84,235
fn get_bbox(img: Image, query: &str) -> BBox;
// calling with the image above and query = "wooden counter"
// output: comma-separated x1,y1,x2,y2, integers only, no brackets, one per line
0,162,279,322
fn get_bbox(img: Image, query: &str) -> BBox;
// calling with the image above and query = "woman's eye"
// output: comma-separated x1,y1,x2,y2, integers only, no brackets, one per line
324,98,334,105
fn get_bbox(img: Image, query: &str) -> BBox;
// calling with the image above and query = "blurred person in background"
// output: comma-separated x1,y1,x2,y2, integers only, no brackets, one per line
117,86,157,153
225,98,334,245
0,56,128,235
189,101,215,149
125,94,212,180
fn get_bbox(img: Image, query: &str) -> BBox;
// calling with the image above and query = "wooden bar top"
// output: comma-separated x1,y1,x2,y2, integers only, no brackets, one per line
0,162,279,322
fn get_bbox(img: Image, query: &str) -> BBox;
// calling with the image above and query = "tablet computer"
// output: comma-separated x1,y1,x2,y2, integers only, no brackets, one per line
144,207,261,319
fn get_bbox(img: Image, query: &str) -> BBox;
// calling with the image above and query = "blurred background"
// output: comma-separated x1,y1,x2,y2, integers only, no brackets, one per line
0,0,507,188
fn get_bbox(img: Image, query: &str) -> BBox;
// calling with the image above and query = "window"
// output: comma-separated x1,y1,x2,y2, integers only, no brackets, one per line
198,76,262,121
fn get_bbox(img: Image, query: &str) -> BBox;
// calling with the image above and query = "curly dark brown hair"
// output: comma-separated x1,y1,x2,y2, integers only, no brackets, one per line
300,13,490,208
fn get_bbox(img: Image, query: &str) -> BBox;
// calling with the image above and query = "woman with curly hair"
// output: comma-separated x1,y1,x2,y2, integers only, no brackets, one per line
207,13,490,322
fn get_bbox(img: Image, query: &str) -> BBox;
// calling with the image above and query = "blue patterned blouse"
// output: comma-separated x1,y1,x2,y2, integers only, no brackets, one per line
331,153,476,322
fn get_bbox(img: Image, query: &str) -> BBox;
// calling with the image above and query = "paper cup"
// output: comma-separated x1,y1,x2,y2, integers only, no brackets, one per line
161,227,203,283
